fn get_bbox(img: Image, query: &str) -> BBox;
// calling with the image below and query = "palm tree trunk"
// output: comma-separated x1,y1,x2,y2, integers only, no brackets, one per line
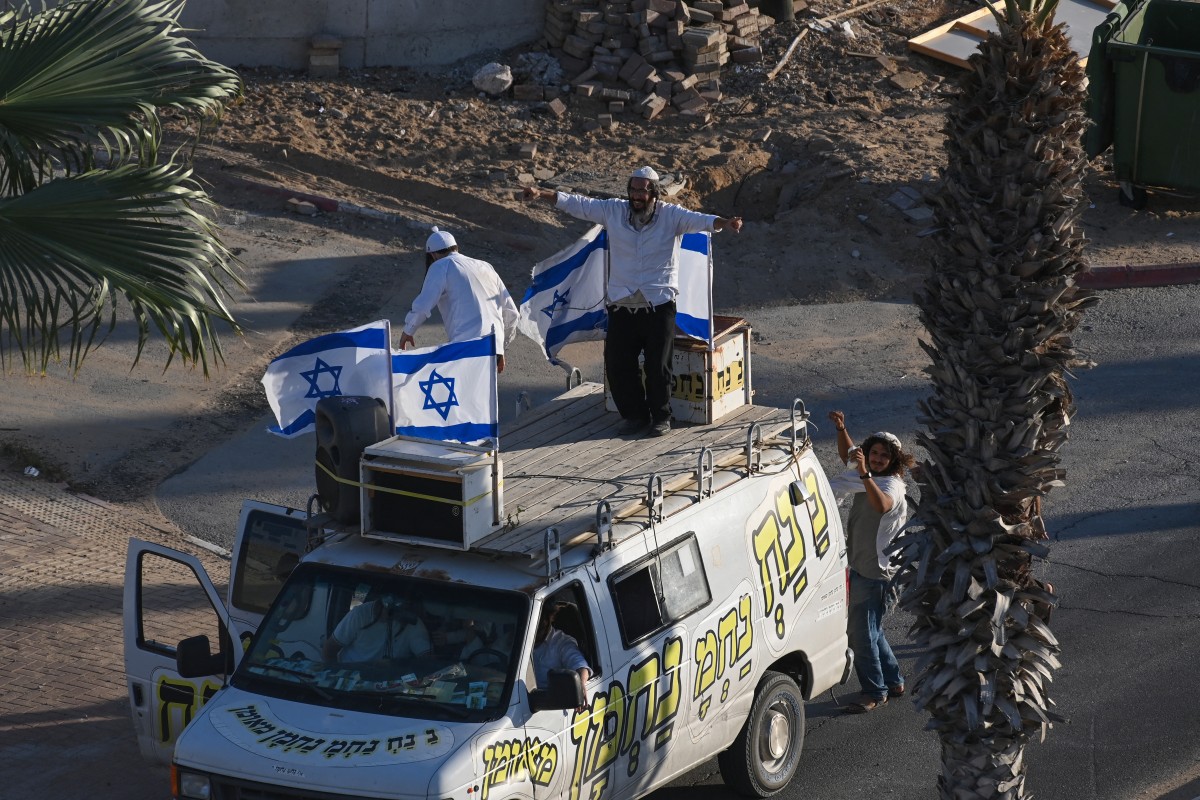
893,2,1099,797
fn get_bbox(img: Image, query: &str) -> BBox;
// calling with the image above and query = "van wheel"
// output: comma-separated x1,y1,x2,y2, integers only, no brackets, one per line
717,671,806,797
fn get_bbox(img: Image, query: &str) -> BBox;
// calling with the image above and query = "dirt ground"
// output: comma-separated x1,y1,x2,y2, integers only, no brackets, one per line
177,0,1199,300
5,0,1199,503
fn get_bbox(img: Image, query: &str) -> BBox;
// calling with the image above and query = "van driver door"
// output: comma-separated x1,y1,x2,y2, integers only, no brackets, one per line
122,539,245,765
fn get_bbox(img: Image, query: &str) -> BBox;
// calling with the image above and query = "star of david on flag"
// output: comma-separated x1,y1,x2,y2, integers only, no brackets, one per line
391,332,499,445
517,225,714,366
420,369,459,420
517,224,609,365
261,321,393,437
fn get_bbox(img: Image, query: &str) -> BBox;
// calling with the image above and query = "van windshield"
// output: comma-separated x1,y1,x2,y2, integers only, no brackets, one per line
233,565,529,721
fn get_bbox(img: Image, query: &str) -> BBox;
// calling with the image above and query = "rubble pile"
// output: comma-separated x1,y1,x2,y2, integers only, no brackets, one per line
542,0,777,120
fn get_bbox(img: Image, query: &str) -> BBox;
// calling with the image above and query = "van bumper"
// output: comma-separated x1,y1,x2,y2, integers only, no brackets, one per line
839,648,854,685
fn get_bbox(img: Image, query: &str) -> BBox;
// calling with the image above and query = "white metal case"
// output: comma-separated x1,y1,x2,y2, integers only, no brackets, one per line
359,435,500,550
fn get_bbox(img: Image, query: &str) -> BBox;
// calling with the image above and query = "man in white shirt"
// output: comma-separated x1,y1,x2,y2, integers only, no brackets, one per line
323,596,432,663
531,602,591,712
399,228,520,373
524,168,742,436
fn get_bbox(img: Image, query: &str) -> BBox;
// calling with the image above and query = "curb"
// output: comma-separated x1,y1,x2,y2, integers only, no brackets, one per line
222,174,1200,291
1080,263,1200,290
222,175,424,229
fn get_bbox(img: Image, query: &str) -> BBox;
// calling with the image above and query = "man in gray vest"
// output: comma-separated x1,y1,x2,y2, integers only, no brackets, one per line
827,410,915,713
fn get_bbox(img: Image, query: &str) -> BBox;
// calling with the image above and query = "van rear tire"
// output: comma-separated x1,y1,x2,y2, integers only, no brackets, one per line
718,671,806,797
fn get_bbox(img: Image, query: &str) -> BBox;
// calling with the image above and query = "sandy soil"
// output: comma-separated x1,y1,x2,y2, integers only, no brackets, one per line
4,0,1198,502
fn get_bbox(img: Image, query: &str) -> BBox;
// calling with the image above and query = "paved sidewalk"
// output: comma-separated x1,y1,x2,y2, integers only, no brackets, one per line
0,471,226,799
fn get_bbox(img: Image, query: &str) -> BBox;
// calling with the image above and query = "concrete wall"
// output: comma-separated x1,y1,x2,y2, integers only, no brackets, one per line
176,0,545,69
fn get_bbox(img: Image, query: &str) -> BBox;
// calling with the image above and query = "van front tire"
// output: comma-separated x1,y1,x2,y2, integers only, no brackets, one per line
718,671,806,797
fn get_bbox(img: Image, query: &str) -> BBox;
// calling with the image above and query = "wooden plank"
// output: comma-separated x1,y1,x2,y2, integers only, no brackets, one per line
908,23,981,70
908,0,1115,69
484,405,797,555
953,7,998,38
501,383,604,444
503,400,614,456
502,403,784,516
494,425,798,557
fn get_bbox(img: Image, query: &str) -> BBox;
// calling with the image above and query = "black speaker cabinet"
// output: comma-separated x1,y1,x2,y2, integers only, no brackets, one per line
314,395,390,523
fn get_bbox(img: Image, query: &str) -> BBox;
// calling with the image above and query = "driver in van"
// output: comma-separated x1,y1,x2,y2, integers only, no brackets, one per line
531,602,591,690
323,594,433,664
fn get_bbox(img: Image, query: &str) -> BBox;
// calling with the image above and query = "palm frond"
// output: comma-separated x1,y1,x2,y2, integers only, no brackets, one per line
0,161,243,375
0,0,242,195
982,0,1063,30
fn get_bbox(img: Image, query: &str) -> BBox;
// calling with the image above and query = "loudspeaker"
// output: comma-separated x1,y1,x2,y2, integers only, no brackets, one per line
315,396,390,523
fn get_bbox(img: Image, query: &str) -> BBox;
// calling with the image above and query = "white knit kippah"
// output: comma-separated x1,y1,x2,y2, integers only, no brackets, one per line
630,166,660,182
425,226,457,253
873,431,902,449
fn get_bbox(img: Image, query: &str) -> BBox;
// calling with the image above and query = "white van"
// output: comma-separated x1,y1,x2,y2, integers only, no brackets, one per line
124,381,852,800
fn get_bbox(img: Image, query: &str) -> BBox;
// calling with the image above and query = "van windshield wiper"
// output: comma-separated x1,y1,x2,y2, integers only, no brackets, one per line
366,692,473,720
247,663,334,700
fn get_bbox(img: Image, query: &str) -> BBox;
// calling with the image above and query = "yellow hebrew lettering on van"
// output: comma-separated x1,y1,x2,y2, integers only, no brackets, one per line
670,360,744,403
568,636,682,800
692,594,754,718
751,488,809,639
480,736,558,800
801,466,831,556
156,675,221,744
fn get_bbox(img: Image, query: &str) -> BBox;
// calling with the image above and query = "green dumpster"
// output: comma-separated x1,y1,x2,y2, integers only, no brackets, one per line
1085,0,1200,206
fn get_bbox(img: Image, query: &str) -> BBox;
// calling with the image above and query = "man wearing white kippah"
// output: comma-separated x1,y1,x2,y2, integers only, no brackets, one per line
827,410,916,714
399,227,519,373
524,167,742,437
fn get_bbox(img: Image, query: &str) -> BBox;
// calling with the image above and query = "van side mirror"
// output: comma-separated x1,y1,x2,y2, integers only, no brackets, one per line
177,635,226,678
529,669,584,712
788,480,813,508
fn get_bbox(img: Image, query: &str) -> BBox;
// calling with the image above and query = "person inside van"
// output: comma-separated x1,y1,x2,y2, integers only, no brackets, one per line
531,602,591,690
323,594,433,664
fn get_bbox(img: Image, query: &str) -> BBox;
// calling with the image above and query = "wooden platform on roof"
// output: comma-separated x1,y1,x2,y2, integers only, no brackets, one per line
908,0,1117,69
472,382,800,558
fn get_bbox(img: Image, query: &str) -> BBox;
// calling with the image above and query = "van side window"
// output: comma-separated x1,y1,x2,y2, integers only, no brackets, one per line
610,534,711,646
538,583,602,679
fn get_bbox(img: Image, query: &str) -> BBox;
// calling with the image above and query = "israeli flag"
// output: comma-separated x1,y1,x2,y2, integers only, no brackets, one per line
518,224,609,365
518,226,715,364
391,332,499,445
261,321,393,438
677,232,714,343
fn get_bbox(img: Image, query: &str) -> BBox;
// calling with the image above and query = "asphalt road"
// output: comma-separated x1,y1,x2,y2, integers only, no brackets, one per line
157,283,1200,800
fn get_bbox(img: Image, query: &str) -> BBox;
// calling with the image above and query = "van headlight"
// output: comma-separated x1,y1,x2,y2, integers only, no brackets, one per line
176,769,212,799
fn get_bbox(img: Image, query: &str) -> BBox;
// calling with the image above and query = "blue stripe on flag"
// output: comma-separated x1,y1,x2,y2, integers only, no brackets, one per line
391,335,494,373
394,422,497,441
520,229,608,305
546,309,608,353
271,327,389,362
681,232,709,255
676,312,711,341
269,408,317,437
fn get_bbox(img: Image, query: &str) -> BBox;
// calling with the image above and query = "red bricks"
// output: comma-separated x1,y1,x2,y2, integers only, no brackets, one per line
0,473,228,797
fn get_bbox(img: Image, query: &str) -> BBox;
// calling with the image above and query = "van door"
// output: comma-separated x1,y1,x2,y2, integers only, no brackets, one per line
518,582,607,800
122,539,243,765
226,500,314,643
601,536,700,800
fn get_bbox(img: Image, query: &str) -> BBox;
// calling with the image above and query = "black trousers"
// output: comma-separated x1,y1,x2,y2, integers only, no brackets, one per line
605,302,675,423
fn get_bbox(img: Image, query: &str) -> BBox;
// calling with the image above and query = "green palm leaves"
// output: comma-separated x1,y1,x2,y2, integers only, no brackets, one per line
0,0,243,375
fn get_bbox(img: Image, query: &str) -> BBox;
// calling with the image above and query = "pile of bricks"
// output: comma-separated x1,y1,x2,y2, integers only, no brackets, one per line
543,0,775,121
